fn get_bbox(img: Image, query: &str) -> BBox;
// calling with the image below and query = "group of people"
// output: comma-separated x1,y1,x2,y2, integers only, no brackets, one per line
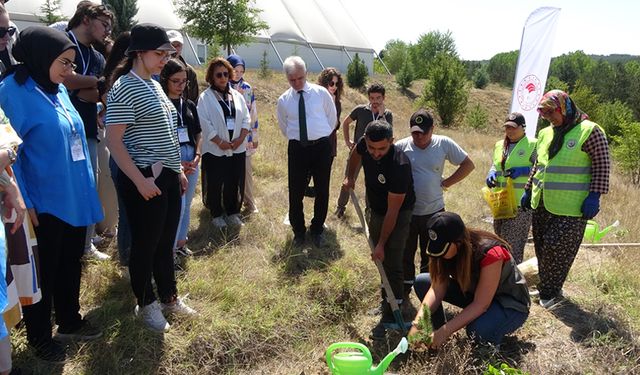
0,0,612,369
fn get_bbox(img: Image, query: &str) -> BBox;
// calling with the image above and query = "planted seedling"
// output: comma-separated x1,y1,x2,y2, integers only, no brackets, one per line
408,305,433,347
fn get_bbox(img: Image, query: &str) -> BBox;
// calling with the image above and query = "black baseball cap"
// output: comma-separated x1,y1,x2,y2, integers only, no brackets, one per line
504,112,526,128
409,109,434,133
425,212,466,257
126,23,175,56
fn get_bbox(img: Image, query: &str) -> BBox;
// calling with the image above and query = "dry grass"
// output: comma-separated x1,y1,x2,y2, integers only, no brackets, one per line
11,69,640,374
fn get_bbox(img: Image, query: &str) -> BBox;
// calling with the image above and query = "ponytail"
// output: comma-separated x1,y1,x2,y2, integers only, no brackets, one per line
111,53,136,83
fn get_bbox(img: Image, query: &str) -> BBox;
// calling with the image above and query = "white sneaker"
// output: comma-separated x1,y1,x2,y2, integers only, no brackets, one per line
91,235,104,245
161,297,197,316
227,214,244,227
135,301,170,332
212,216,227,228
85,244,111,260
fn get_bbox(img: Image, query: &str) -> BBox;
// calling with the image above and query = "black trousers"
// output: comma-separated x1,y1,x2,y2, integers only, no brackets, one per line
22,214,86,346
202,152,246,218
402,210,444,293
118,167,180,307
287,138,333,235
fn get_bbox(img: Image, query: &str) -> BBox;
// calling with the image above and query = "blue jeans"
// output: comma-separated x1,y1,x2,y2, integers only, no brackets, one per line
175,144,199,247
110,156,131,266
414,273,528,344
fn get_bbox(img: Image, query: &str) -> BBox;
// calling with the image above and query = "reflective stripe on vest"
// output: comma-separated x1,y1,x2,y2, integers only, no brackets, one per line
492,136,536,206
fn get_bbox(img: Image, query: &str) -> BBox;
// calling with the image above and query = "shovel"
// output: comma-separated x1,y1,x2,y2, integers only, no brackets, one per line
350,189,407,335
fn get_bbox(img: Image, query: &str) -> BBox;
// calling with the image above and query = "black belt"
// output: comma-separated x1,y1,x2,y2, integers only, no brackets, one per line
294,136,328,147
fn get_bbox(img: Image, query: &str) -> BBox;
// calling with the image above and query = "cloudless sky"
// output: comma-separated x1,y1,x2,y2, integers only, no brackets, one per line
341,0,640,60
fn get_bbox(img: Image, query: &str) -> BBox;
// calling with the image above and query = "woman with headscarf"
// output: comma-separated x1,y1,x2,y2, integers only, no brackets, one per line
485,112,536,264
521,89,610,309
0,26,103,362
106,24,195,334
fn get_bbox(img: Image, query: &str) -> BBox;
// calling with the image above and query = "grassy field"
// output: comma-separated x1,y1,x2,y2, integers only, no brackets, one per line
11,71,640,374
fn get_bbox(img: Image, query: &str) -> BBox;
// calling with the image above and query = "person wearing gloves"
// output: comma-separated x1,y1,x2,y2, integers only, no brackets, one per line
485,112,536,263
226,54,260,217
521,90,610,309
409,212,530,347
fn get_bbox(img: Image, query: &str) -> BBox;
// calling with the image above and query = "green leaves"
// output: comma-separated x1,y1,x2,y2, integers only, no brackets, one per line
408,305,433,346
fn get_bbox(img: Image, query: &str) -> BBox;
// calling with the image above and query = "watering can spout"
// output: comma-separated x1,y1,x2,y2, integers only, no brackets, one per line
370,338,408,375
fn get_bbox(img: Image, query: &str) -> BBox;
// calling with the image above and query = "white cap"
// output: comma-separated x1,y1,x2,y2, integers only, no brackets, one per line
166,30,184,45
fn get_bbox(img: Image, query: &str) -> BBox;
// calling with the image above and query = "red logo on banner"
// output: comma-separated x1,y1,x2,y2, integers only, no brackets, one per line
517,74,543,111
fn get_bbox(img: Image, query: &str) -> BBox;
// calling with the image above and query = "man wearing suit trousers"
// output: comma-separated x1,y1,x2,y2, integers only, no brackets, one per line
277,56,337,247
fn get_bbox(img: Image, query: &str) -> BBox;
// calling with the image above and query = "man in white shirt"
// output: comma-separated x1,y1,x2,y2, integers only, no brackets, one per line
276,56,337,247
395,109,475,295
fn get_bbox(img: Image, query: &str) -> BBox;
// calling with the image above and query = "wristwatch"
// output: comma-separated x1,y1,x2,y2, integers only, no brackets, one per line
6,148,16,164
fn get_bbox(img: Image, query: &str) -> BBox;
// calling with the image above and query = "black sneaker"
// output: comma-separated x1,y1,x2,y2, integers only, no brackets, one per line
55,319,102,341
310,232,325,247
32,340,66,363
293,233,305,247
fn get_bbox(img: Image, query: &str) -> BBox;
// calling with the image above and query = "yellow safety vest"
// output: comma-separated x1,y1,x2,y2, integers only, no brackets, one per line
492,136,536,205
531,120,599,217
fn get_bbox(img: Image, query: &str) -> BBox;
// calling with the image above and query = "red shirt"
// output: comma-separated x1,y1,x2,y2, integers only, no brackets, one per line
480,246,512,267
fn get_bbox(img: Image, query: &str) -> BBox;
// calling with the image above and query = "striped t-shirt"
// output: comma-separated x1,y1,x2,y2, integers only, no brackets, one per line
106,74,181,172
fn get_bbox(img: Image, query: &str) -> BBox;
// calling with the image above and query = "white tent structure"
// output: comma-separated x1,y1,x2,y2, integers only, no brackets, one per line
4,0,377,72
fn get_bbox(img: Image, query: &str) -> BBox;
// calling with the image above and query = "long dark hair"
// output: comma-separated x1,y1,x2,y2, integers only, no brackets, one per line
111,53,137,83
103,31,131,87
318,67,343,124
160,58,186,94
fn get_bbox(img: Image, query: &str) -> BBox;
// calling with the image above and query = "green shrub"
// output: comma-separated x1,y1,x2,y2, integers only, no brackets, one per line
258,50,271,79
395,60,414,89
420,53,469,126
593,100,634,143
466,103,489,130
612,122,640,185
545,75,569,93
484,363,529,375
347,53,368,89
472,67,489,89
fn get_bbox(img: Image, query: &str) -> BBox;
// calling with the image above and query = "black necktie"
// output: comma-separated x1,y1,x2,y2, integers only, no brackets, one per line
298,90,308,145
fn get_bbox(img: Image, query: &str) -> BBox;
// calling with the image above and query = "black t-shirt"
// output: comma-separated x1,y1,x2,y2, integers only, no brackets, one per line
356,137,415,215
170,97,202,147
68,32,106,139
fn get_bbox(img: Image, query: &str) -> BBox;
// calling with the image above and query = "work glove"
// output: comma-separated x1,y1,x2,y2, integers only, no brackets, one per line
581,192,601,219
520,189,532,210
506,166,531,179
485,170,497,188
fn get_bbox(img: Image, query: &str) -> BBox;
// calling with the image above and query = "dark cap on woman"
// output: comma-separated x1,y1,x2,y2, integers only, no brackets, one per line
425,212,466,257
126,23,175,55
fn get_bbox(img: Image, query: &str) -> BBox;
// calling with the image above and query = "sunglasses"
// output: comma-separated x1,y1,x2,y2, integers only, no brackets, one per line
215,71,229,79
169,79,189,85
328,80,338,87
0,27,16,38
57,58,78,71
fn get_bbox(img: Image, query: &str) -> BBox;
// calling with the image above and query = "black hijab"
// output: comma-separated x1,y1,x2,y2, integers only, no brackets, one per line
2,26,75,94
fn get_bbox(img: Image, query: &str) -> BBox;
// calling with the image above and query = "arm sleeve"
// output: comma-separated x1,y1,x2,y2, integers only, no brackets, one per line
581,126,610,194
480,246,511,267
276,97,288,138
445,137,469,165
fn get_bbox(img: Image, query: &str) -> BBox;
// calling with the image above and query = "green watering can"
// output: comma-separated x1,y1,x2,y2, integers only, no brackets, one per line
325,337,408,375
583,220,619,243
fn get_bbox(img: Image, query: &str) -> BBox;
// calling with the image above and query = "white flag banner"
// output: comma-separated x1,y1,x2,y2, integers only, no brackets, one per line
510,7,561,138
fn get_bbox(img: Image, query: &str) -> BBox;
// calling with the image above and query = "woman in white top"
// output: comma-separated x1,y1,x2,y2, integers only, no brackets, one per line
197,57,251,228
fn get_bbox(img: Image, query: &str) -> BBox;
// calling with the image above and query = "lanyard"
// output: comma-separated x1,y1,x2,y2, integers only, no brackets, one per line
68,31,90,75
175,98,184,127
130,70,174,128
213,89,233,117
35,86,77,135
372,110,383,122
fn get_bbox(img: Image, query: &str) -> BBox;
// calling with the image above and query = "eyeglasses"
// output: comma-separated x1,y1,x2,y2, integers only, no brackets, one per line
94,18,112,33
57,58,78,71
328,80,338,87
0,27,16,38
169,79,189,85
215,71,229,79
153,51,171,61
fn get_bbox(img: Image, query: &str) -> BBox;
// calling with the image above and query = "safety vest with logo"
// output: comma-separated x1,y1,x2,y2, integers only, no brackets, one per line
492,136,536,205
531,120,599,217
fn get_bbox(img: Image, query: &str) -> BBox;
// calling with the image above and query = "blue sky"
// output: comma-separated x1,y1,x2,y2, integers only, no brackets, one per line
342,0,639,60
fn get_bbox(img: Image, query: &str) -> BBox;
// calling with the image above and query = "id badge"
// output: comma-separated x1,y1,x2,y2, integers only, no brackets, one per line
226,116,236,130
177,127,189,143
70,134,86,161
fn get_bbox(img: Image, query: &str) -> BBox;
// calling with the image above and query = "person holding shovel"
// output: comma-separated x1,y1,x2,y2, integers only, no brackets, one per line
409,212,530,347
343,120,415,339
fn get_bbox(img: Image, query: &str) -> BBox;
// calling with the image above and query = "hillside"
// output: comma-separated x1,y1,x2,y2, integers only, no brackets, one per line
12,71,640,374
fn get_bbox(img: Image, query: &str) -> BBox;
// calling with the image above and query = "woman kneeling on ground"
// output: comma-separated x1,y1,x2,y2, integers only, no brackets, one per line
409,212,530,347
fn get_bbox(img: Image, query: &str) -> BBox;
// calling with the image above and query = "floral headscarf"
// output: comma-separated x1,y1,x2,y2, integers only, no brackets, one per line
538,90,589,159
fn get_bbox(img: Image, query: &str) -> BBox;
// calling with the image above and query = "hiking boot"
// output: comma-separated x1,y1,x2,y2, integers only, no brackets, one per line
161,296,197,316
135,301,170,332
31,339,66,363
85,244,111,261
227,213,244,227
55,319,102,341
211,216,227,228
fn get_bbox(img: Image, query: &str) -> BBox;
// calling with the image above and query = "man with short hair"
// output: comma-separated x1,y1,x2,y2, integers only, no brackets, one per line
64,2,114,260
277,56,336,247
343,120,414,338
166,29,199,103
335,83,393,217
395,109,475,295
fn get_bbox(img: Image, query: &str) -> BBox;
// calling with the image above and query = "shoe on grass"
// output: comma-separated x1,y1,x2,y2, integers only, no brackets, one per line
161,296,197,316
211,216,227,228
135,301,170,332
227,213,244,227
85,244,111,261
55,319,102,341
31,339,66,363
175,246,194,257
